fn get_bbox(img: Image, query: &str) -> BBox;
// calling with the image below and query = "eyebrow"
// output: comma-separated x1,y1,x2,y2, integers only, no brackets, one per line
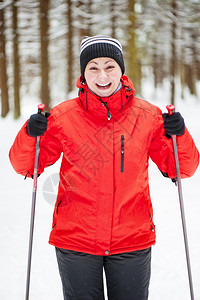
88,61,98,65
88,59,115,65
105,60,114,64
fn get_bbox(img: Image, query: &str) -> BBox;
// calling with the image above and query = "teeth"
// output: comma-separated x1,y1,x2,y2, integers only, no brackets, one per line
97,83,110,87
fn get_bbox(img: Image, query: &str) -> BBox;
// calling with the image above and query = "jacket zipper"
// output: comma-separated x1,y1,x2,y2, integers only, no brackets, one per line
121,135,124,172
99,98,112,120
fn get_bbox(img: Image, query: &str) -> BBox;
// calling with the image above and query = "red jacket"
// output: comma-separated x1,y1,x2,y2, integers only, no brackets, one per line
9,76,199,256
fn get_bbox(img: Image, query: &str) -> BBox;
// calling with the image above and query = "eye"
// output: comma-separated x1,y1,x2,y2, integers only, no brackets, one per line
89,66,98,70
106,65,115,70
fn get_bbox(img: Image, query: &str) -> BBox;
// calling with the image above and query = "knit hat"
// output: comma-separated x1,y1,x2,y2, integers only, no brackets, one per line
80,35,125,78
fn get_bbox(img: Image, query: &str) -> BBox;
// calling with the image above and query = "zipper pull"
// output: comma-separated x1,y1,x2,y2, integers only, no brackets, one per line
121,135,124,172
108,111,112,120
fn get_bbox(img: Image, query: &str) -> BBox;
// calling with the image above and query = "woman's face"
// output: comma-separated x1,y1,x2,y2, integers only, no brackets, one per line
84,57,122,97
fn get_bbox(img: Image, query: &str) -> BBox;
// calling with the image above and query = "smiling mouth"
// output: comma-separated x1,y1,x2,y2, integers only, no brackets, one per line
96,83,112,89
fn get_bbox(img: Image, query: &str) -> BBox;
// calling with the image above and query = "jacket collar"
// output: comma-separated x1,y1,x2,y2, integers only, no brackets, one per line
76,75,135,120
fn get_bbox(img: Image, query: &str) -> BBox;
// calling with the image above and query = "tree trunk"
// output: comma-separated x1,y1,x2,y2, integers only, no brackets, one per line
85,0,92,37
40,0,50,110
110,0,116,38
13,0,21,119
127,0,141,93
185,64,196,96
0,1,9,118
67,0,73,93
152,52,158,90
77,1,86,41
189,30,197,95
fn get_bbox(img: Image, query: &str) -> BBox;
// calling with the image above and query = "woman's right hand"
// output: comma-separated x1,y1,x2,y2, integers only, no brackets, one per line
27,112,50,137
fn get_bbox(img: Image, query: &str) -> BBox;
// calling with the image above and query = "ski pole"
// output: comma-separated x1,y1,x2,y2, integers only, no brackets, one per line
166,104,195,300
25,103,45,300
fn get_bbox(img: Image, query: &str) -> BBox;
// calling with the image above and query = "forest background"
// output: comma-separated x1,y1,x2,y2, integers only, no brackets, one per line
0,0,200,119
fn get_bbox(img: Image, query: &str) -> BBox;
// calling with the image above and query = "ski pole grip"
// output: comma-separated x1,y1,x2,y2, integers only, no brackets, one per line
166,105,176,138
166,104,175,116
37,103,45,115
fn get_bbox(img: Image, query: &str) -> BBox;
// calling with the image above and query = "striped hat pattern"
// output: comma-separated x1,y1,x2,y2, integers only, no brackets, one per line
80,35,125,78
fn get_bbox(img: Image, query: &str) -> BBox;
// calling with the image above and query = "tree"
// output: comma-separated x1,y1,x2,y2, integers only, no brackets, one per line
127,0,141,93
110,0,116,38
67,0,73,93
0,0,9,117
13,0,21,118
85,0,92,36
183,1,198,96
40,0,50,110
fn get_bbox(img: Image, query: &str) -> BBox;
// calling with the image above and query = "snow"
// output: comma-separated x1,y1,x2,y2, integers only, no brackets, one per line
0,82,200,299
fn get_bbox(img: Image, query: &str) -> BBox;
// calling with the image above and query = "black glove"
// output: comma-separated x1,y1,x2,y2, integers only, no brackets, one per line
27,112,50,137
162,112,185,137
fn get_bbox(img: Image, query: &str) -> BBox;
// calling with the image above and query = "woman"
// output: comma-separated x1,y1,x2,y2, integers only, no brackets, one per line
9,35,199,300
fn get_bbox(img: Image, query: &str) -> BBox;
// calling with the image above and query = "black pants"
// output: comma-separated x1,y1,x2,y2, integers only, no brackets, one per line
55,247,151,300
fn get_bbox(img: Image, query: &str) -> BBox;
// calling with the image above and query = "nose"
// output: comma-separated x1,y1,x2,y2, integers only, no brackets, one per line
98,69,108,80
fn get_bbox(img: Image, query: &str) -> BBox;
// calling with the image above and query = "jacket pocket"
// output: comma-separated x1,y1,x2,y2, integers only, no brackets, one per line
52,200,62,230
56,200,62,214
148,210,155,232
121,135,124,172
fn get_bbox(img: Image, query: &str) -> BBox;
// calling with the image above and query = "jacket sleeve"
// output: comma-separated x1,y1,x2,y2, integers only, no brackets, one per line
9,115,63,178
148,111,199,179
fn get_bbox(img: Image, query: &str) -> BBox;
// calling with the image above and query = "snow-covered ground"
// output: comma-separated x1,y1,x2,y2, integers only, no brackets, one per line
0,81,200,299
